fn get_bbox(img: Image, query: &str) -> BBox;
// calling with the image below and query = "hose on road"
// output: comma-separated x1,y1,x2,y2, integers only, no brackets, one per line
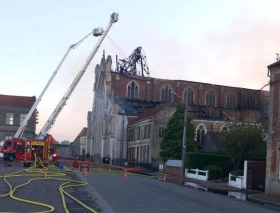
0,155,98,213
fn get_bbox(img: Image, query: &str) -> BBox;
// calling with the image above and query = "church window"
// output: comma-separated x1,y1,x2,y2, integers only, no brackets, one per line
127,81,139,98
226,92,236,108
161,84,172,102
206,90,215,106
196,124,206,144
184,87,194,105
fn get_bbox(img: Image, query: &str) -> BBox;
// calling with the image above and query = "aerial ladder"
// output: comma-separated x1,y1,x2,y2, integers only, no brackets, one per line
0,28,100,162
14,31,95,139
35,12,119,140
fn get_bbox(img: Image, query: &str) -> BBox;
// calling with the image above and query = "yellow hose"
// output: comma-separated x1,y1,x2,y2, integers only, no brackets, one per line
0,154,98,213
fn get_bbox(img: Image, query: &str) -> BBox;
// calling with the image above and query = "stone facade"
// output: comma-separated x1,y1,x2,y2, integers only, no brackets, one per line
90,54,129,164
0,95,37,140
265,61,280,195
88,52,269,165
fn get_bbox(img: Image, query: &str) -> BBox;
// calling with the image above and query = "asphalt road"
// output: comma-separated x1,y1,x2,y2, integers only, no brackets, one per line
0,164,97,213
83,172,280,213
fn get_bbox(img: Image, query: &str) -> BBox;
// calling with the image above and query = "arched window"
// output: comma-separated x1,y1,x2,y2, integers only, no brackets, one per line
127,81,139,99
196,124,207,144
184,87,194,105
245,96,256,109
206,90,215,106
226,92,236,108
161,84,172,102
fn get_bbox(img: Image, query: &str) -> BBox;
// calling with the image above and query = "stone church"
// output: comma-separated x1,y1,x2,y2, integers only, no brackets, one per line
88,48,269,165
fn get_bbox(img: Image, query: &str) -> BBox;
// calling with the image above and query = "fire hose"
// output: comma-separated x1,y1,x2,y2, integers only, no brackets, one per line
0,154,98,213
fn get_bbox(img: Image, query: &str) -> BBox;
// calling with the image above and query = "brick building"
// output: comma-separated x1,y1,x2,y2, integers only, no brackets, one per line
127,103,176,166
88,51,269,165
265,60,280,195
127,86,269,167
0,94,37,140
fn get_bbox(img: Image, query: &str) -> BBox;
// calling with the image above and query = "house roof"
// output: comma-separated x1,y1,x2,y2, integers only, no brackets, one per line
129,103,173,125
75,127,88,141
200,131,223,153
127,116,137,124
165,160,182,167
0,94,35,108
267,60,280,69
114,96,162,116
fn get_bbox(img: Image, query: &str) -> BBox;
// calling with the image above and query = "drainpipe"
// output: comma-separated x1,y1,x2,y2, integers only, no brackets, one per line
101,138,104,158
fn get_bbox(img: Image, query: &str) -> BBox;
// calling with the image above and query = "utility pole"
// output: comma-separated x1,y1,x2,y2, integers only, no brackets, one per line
182,96,187,181
170,91,187,182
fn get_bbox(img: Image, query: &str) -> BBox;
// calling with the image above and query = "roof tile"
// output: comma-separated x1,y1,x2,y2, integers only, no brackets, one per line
129,103,175,125
0,94,35,108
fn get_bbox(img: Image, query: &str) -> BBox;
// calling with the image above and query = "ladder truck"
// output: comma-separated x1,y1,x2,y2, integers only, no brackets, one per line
23,12,119,166
0,26,102,162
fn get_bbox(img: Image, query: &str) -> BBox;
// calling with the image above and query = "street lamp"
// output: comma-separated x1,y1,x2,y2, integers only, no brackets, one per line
170,91,187,181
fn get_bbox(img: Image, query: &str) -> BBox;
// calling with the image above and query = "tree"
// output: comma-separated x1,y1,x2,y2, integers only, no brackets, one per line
160,102,198,162
219,122,267,169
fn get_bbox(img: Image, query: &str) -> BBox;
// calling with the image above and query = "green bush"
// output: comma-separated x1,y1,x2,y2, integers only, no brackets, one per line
231,169,243,177
185,152,231,169
246,155,266,161
204,165,223,180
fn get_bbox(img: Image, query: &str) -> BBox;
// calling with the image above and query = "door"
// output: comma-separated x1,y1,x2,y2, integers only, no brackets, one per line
15,144,25,160
252,167,266,192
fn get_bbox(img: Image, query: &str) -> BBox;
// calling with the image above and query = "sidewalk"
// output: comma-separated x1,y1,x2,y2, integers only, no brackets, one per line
163,173,280,208
248,194,280,207
163,174,242,191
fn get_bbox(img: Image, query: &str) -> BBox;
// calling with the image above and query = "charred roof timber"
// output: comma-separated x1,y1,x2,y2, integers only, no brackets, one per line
116,47,150,77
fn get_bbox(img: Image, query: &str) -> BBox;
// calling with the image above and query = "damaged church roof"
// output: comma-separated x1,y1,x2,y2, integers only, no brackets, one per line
114,96,162,116
129,102,175,125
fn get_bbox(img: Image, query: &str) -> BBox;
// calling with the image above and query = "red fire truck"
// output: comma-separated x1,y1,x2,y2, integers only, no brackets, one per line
0,134,59,164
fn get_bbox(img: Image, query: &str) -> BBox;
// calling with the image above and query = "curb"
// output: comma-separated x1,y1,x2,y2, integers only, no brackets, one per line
248,194,280,207
162,177,245,192
76,172,116,213
201,186,244,192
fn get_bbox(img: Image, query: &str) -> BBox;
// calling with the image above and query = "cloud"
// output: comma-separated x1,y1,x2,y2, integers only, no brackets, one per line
42,14,279,141
203,16,279,90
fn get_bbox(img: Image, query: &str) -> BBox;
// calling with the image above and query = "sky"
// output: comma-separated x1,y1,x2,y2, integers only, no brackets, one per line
1,0,280,142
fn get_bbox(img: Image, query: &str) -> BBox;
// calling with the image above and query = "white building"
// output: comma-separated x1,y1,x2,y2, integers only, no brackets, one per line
88,53,161,165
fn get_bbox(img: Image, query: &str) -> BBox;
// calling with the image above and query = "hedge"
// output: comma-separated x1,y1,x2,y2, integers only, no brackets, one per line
185,152,266,173
204,165,223,180
185,152,232,175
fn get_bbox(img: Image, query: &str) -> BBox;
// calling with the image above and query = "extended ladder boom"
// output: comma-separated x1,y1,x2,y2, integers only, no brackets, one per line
36,12,119,140
14,32,93,139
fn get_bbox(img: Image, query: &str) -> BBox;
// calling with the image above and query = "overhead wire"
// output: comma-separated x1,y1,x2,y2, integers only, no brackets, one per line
106,35,127,58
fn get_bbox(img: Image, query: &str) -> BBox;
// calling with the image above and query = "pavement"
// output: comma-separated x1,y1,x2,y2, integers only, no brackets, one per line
164,173,280,208
0,162,98,213
248,194,280,207
164,174,242,191
81,172,280,213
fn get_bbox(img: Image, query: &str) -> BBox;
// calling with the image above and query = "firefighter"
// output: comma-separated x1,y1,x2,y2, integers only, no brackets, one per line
54,161,60,168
